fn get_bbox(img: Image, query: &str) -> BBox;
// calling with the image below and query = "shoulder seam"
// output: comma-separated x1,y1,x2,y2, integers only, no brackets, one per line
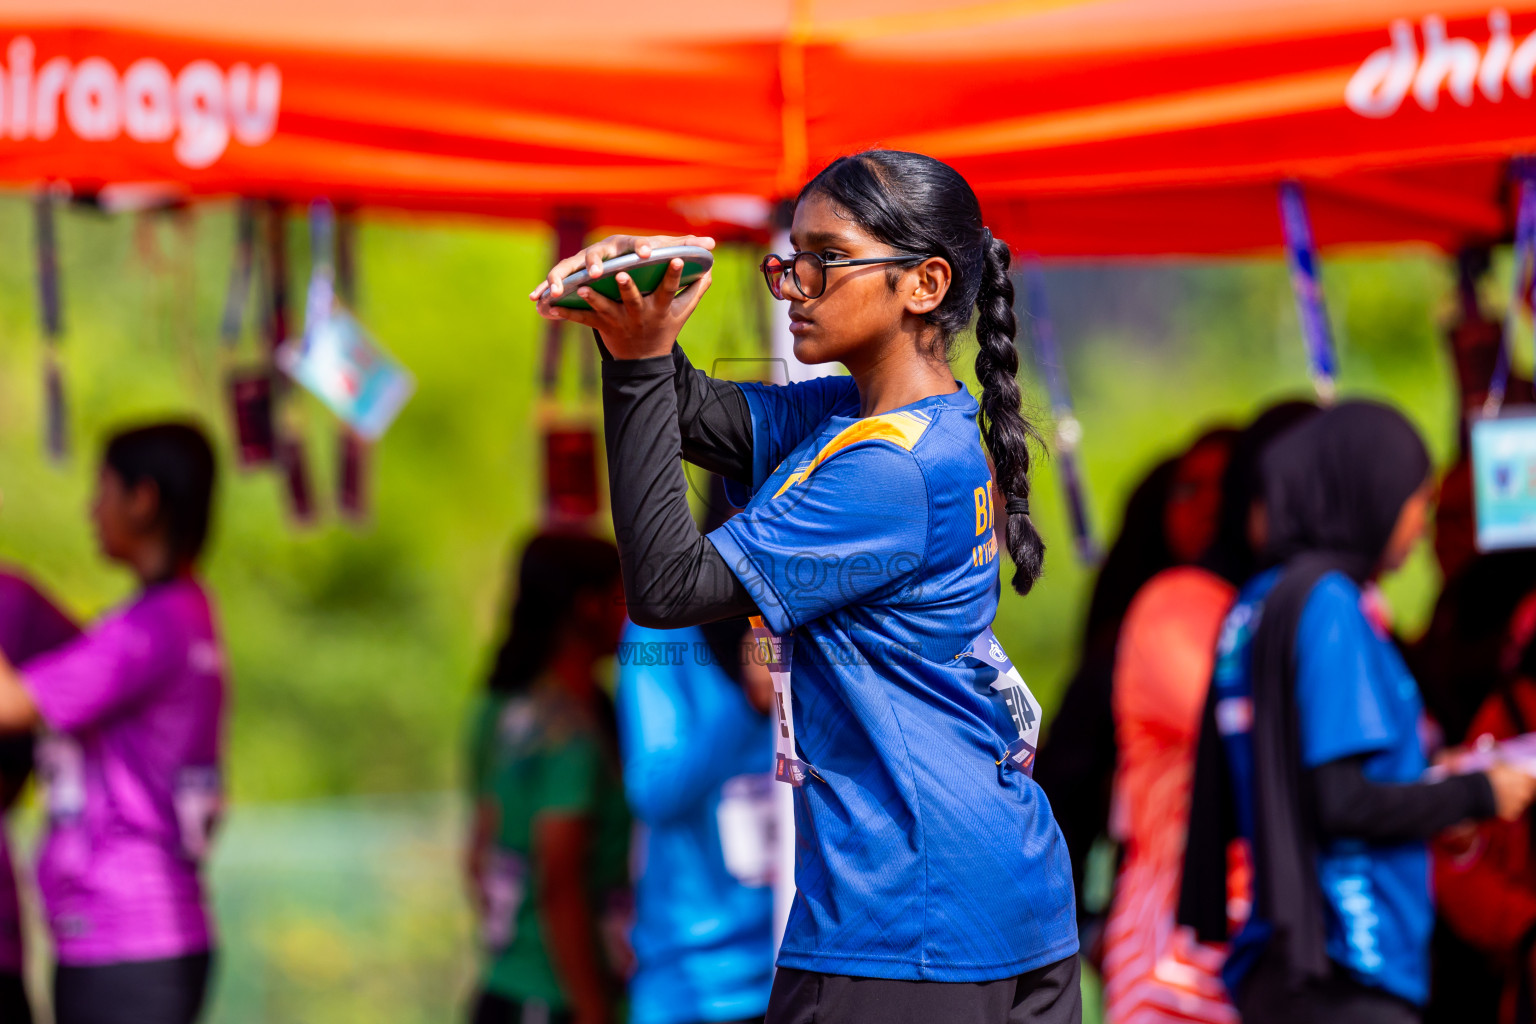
772,411,932,498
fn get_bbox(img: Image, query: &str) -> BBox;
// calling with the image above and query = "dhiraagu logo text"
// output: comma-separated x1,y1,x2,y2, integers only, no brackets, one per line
971,479,998,568
0,37,280,168
1347,10,1536,118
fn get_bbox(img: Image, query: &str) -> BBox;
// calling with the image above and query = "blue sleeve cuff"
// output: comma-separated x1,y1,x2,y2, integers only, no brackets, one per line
707,521,794,635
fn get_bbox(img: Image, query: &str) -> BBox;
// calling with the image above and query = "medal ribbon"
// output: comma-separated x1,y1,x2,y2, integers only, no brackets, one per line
1278,181,1339,402
1022,263,1098,562
1487,163,1536,416
35,190,66,461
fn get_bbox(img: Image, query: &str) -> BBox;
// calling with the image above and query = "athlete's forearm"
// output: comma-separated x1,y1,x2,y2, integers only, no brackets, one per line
602,355,759,628
592,332,754,482
1311,755,1495,842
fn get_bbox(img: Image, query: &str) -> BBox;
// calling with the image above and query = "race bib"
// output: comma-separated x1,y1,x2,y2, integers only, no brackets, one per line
481,849,527,951
716,772,777,887
751,618,807,787
37,735,85,822
965,629,1044,776
174,766,224,861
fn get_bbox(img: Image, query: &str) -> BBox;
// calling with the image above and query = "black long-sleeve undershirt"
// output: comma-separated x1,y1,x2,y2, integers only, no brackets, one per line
670,344,755,483
602,350,759,628
1310,755,1496,844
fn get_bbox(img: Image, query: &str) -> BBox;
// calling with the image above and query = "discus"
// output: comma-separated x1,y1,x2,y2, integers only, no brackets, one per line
549,246,714,311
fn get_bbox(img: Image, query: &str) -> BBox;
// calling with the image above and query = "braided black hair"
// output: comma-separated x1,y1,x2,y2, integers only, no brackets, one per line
800,150,1046,594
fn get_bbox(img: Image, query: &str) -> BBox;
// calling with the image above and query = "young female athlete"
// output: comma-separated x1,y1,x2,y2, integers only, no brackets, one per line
533,150,1079,1024
0,423,225,1024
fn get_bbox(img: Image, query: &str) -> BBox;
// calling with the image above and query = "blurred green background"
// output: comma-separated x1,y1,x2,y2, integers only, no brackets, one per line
0,197,1485,1021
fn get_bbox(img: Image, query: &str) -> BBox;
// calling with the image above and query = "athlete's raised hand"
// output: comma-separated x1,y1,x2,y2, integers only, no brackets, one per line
530,233,713,303
532,234,714,360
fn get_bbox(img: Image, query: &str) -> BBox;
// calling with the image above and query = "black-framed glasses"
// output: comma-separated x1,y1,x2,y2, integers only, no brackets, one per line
759,251,932,301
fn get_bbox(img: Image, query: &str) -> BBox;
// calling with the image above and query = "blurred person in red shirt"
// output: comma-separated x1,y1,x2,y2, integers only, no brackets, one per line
1037,430,1232,962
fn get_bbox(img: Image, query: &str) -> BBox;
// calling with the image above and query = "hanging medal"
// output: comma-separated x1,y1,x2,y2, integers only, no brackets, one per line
1022,263,1098,562
333,207,371,521
1278,181,1340,402
275,198,412,512
266,200,316,524
222,200,278,467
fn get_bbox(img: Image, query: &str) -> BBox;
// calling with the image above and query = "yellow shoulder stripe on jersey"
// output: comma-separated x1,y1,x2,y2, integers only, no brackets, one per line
772,410,931,498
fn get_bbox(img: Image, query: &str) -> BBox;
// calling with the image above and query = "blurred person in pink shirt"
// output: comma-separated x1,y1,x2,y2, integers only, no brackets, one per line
0,423,224,1024
1102,404,1315,1024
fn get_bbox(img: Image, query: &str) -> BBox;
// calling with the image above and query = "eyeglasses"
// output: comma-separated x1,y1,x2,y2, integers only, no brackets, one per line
758,251,932,301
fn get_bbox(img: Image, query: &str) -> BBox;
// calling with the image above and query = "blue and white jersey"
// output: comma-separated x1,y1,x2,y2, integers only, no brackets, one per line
1214,569,1433,1006
708,375,1077,983
617,622,776,1024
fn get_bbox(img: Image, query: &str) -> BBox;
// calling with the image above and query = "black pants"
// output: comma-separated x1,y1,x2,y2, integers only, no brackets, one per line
767,954,1081,1024
469,989,575,1024
1235,950,1420,1024
0,970,30,1024
54,952,212,1024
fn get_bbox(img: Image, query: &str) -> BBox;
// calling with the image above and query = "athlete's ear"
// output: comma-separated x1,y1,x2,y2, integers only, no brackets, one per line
905,256,951,317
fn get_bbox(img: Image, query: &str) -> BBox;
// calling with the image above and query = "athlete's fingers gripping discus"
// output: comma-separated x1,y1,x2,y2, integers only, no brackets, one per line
529,233,716,299
528,235,628,303
640,258,691,320
615,270,646,311
670,267,712,321
530,234,716,301
544,235,638,299
542,298,604,330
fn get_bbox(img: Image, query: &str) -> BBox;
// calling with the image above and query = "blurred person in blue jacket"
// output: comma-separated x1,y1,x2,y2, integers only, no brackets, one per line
617,477,777,1024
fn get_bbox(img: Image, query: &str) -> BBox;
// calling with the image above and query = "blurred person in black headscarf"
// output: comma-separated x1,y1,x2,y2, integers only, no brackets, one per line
1181,402,1536,1024
1101,402,1315,1024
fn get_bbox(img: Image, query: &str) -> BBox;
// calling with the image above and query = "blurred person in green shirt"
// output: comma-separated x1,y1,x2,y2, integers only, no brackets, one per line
466,534,632,1024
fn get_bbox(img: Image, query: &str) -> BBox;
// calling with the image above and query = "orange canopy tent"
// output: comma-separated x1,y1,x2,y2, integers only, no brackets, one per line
1,0,1534,253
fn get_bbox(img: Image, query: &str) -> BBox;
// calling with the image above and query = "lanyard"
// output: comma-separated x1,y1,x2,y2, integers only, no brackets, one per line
750,617,1043,784
751,617,808,787
34,189,66,461
1278,181,1339,402
1487,166,1536,416
221,200,257,347
1022,263,1098,562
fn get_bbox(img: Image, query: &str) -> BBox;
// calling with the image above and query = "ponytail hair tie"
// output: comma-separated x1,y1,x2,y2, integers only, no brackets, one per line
1005,497,1031,517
